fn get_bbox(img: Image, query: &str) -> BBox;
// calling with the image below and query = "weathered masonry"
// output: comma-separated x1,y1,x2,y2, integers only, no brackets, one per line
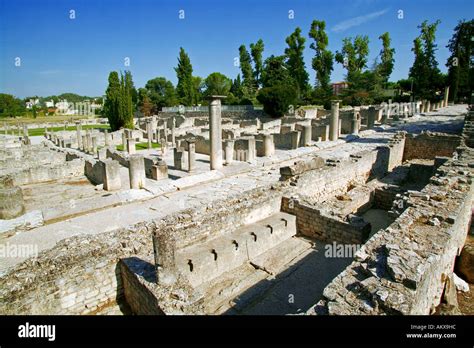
0,104,471,316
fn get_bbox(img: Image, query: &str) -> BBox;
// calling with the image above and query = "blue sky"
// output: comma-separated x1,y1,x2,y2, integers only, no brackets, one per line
0,0,472,98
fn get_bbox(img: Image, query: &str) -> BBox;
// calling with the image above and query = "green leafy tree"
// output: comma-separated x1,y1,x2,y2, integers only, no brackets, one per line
378,32,395,85
261,55,293,87
335,35,370,83
230,74,244,99
204,72,232,97
0,94,26,118
103,71,121,130
239,45,256,92
250,39,265,87
285,27,310,99
103,71,133,130
309,20,334,104
175,47,195,105
192,76,204,105
124,70,135,119
257,85,297,118
257,55,298,117
137,88,153,116
409,20,443,99
144,77,177,111
446,19,474,102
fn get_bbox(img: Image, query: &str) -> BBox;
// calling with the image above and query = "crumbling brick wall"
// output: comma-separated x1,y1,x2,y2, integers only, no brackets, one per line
281,197,370,244
403,132,461,161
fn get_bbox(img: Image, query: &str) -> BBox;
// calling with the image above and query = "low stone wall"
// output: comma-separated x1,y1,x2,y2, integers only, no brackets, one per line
274,131,300,149
281,197,370,244
9,158,84,186
404,132,461,161
0,145,67,176
106,148,129,167
373,186,402,211
0,223,153,314
85,159,104,185
120,257,164,315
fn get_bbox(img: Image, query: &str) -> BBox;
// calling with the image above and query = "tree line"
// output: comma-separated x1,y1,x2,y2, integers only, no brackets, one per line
102,17,472,126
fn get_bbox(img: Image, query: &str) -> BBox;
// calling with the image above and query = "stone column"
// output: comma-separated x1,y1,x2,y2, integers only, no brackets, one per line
367,107,376,129
146,119,153,149
92,136,98,154
156,129,161,145
329,100,341,141
427,100,431,112
224,140,234,164
263,134,275,157
86,131,92,153
104,130,109,147
303,125,312,146
208,95,226,170
290,131,300,149
102,159,121,191
161,138,167,156
171,117,176,147
186,139,196,173
152,161,168,180
122,131,127,150
164,125,169,143
247,137,256,162
444,86,450,107
75,121,82,149
81,135,87,151
127,138,136,154
351,111,359,135
173,148,185,170
129,154,146,189
0,176,25,219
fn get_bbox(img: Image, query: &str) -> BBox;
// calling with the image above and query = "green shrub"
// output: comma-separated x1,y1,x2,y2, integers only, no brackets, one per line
257,84,297,118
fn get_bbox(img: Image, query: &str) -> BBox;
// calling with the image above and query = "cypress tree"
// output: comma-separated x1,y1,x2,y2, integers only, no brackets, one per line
175,47,195,106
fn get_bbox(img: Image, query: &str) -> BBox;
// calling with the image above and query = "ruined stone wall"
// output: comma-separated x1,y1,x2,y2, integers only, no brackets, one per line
9,158,85,186
0,223,153,315
373,186,401,211
281,197,370,244
85,159,105,185
0,132,405,314
120,257,163,315
387,133,406,171
310,145,473,315
403,132,461,161
0,145,67,176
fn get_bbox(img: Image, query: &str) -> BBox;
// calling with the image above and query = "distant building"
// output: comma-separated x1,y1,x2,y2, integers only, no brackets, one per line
25,98,40,109
55,100,74,115
45,100,55,108
332,81,349,96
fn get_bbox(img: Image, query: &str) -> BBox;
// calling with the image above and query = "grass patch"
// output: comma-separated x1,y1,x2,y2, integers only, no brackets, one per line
116,142,161,151
0,124,110,136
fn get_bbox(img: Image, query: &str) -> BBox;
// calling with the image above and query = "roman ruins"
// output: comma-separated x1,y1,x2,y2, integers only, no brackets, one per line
0,97,473,315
